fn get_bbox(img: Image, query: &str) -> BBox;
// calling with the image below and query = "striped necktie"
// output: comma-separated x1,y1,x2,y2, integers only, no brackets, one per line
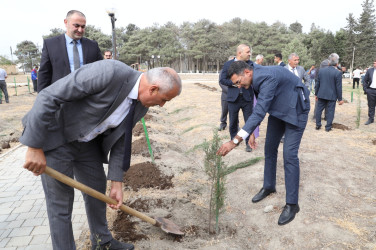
73,40,80,70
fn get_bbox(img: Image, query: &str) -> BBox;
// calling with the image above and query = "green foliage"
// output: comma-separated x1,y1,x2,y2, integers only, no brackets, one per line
43,28,64,39
0,55,13,65
30,3,376,71
14,40,40,71
202,130,263,233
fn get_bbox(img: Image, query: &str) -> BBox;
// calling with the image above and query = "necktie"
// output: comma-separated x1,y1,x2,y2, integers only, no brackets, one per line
292,68,297,76
122,99,137,171
73,40,80,70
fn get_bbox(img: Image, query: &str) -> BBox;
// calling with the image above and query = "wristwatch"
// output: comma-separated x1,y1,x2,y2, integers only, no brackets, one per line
232,138,240,145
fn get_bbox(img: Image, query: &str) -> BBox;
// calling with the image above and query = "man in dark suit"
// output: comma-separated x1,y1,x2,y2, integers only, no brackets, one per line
220,44,254,152
315,53,344,131
218,55,235,131
21,60,182,250
37,10,102,92
274,53,286,67
217,61,310,226
363,59,376,125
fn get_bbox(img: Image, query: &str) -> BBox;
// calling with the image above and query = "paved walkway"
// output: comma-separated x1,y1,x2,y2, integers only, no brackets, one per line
0,145,89,249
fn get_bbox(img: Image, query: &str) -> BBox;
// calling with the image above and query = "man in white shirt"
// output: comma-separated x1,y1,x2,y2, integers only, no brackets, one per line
353,67,361,89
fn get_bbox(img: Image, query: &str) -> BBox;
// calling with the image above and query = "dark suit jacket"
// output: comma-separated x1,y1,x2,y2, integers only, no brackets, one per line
219,59,254,102
242,66,310,133
363,67,375,91
37,34,103,92
21,60,148,181
279,62,286,67
315,66,343,101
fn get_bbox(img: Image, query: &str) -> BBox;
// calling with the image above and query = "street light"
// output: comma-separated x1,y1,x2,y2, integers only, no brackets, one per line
106,8,117,60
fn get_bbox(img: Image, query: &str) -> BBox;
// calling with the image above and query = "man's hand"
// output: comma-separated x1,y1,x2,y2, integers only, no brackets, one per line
315,96,318,101
338,100,344,105
217,141,237,156
248,133,258,150
23,147,46,176
108,181,123,209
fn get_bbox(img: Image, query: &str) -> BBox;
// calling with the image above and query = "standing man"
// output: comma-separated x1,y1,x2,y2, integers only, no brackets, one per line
220,44,254,152
21,60,182,250
307,65,316,93
37,10,103,92
0,67,9,104
218,55,235,131
285,53,311,91
217,61,310,226
363,59,376,125
353,67,361,89
31,65,38,92
104,50,113,59
315,53,344,131
255,54,264,65
274,53,286,67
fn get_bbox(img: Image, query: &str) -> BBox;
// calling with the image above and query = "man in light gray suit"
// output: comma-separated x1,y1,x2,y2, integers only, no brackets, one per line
21,59,182,250
285,53,311,91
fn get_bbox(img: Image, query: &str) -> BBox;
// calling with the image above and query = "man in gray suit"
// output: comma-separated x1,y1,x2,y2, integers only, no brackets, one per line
21,60,182,250
315,53,344,131
285,53,311,91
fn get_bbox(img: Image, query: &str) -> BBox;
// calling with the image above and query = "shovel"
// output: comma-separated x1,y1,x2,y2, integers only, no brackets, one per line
44,166,184,236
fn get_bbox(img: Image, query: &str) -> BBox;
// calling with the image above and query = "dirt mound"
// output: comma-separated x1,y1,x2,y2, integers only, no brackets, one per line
332,122,351,130
194,82,217,91
123,162,173,191
112,211,149,242
132,123,150,137
131,137,155,156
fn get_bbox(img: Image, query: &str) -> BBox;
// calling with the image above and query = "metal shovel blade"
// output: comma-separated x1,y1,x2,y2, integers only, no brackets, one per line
155,217,184,235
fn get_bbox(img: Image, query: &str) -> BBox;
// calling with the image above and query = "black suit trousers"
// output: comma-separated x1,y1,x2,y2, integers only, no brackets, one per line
228,95,252,144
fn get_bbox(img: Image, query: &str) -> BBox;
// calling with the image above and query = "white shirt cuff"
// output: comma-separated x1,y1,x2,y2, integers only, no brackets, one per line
237,129,250,140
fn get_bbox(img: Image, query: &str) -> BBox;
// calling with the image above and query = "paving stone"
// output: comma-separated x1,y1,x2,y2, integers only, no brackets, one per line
12,205,32,214
0,237,11,248
22,218,44,227
0,207,14,215
17,212,38,220
31,225,50,235
0,191,17,198
6,235,32,247
5,213,19,222
1,228,12,238
8,226,33,237
29,234,49,245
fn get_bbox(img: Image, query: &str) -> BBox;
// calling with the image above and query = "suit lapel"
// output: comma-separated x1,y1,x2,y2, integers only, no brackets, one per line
81,38,87,64
59,35,70,72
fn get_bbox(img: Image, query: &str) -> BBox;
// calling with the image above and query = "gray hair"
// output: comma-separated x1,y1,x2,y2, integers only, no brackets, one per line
288,53,299,60
328,53,339,66
256,54,264,60
145,67,182,94
66,10,86,19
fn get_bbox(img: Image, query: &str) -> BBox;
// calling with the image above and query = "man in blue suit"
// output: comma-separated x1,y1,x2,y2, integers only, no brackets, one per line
274,53,286,67
217,61,310,225
315,53,344,131
220,44,254,152
363,59,376,125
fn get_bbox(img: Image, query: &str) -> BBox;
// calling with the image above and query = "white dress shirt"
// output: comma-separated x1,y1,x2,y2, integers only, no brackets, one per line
79,74,142,142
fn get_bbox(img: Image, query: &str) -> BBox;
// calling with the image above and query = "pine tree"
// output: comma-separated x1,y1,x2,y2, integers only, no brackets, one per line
356,0,376,67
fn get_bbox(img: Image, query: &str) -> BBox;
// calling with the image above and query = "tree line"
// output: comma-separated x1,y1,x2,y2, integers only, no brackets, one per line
5,0,376,73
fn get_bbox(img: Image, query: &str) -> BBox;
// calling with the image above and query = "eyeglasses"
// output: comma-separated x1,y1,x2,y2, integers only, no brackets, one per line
233,76,242,87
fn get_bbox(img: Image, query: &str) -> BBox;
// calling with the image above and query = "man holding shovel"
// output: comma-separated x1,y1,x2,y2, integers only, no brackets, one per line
21,59,182,250
217,61,310,226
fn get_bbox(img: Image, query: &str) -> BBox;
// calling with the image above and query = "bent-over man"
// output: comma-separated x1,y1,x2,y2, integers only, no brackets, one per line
21,59,182,250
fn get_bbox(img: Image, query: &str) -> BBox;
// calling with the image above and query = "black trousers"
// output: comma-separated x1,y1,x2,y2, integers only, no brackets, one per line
228,95,252,144
366,88,376,121
353,78,360,88
220,98,228,127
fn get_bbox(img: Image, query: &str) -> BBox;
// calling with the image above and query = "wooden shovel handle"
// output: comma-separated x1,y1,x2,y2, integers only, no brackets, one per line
44,166,157,226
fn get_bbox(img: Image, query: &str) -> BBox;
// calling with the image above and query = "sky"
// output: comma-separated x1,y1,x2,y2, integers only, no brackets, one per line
0,0,371,59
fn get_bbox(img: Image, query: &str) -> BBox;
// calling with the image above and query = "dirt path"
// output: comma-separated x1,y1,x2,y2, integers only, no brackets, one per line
1,74,375,249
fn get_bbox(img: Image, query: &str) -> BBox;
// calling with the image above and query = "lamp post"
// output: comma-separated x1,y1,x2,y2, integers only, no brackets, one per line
107,9,117,60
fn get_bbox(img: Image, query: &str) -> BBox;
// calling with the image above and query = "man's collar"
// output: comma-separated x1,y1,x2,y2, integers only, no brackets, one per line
65,34,81,44
129,74,142,100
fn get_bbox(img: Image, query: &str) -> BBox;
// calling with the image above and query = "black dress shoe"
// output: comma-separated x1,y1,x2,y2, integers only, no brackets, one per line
245,144,252,152
325,128,332,132
252,188,276,203
278,204,300,225
365,119,374,125
218,124,226,131
92,239,134,250
315,125,321,130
